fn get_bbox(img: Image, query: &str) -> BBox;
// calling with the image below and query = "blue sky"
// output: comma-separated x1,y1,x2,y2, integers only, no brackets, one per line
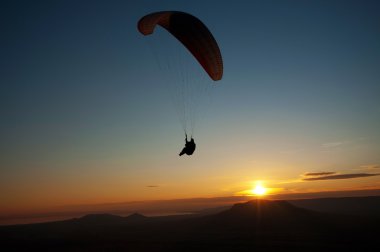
1,0,380,214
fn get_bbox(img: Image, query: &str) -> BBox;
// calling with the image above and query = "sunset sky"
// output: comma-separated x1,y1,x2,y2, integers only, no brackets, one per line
1,0,380,222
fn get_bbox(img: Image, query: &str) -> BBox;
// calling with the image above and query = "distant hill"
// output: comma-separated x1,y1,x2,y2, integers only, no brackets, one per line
1,198,379,251
207,200,324,229
289,196,380,217
76,213,127,224
74,213,148,225
188,199,368,236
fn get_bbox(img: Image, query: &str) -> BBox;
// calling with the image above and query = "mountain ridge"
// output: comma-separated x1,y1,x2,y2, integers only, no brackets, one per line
1,198,378,251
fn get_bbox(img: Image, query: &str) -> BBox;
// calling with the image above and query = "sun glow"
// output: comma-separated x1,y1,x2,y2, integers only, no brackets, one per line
236,181,283,197
252,184,267,196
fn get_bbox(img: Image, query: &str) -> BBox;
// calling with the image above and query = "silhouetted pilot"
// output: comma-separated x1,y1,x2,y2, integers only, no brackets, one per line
179,135,196,156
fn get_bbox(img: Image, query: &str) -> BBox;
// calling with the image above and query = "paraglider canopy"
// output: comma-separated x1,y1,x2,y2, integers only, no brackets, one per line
138,11,223,81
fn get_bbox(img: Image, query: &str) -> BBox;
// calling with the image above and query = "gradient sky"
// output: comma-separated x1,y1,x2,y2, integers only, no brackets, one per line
1,0,380,216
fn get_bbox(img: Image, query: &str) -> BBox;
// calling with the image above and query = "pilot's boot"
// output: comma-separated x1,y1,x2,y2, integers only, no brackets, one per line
179,148,186,156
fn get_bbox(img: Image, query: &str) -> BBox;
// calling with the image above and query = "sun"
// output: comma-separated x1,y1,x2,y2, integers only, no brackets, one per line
252,184,267,196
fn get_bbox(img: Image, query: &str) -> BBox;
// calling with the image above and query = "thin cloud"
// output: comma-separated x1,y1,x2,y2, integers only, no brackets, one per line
146,185,159,188
276,178,304,184
322,141,346,148
304,172,336,176
359,164,380,171
303,173,379,181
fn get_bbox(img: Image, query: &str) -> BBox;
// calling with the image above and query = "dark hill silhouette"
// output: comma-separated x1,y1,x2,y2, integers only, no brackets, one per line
74,213,148,225
289,196,380,217
203,200,325,230
218,200,315,220
0,199,379,251
125,212,147,221
77,213,127,225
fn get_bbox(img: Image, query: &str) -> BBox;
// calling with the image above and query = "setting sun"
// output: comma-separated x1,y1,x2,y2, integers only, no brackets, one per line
252,184,267,196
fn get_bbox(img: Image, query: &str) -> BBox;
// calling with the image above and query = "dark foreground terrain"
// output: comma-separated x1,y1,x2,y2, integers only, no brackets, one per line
1,199,379,251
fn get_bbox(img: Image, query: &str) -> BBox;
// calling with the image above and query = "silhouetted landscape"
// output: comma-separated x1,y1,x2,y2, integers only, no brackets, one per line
1,197,379,251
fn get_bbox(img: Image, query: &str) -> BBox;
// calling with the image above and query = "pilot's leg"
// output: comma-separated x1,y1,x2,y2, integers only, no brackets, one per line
179,148,186,156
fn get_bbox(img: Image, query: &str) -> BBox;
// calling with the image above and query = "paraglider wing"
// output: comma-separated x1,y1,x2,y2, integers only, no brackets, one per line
138,11,223,81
